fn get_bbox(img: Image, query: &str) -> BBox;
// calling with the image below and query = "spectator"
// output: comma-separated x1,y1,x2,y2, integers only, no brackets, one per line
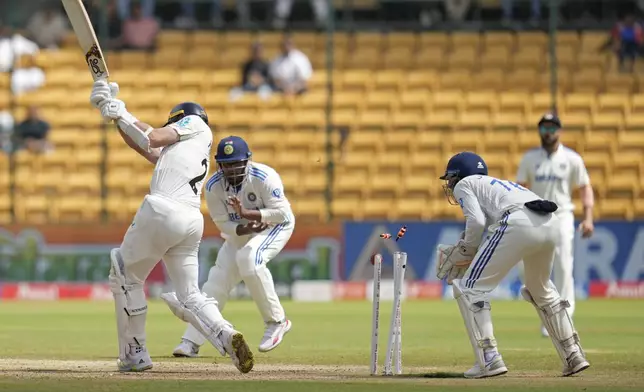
230,42,273,101
174,1,251,29
121,1,159,51
86,0,124,50
612,14,643,73
502,0,541,25
25,6,69,49
116,0,155,20
14,106,52,154
269,36,312,96
0,25,39,73
444,0,472,22
273,0,328,29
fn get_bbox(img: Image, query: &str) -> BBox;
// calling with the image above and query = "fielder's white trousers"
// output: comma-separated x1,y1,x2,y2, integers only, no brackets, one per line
120,194,204,300
456,208,563,308
182,222,294,346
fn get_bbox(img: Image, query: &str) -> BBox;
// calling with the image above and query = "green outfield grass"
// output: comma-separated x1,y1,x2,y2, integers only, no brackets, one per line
0,299,643,391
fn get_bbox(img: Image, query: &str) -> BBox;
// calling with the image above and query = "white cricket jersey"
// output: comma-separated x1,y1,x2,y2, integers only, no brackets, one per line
149,115,213,208
204,162,295,243
454,175,544,249
516,144,590,213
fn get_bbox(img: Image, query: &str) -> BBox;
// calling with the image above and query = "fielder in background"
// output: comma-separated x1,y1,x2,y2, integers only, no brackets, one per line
172,135,294,358
516,113,594,336
436,151,589,379
89,82,254,374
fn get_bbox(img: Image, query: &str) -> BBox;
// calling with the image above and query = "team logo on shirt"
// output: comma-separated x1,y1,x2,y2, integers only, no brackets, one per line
224,145,234,155
458,198,464,208
247,192,257,202
272,188,282,198
177,117,191,127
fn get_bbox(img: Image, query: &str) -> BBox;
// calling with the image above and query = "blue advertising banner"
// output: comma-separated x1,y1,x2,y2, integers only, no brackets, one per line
343,221,644,298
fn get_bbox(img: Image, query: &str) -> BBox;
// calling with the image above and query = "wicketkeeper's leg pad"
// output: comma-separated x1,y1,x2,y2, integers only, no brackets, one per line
161,291,231,356
521,286,583,365
453,280,498,370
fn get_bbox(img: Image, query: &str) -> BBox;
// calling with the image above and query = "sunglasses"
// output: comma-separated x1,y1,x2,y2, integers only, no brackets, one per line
539,125,559,134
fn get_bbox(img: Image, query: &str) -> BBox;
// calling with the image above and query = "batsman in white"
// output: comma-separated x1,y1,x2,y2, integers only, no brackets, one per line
436,151,589,379
517,113,594,337
172,135,294,358
89,81,254,374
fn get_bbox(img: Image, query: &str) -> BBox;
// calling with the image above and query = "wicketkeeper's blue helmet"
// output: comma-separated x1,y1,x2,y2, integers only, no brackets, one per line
215,136,252,187
440,151,488,205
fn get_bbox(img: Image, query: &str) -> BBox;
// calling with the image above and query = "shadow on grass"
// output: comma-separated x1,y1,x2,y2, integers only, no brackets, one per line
397,372,465,379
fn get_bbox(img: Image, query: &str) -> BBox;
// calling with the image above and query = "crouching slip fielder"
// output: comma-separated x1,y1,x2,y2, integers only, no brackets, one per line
173,135,294,358
436,151,589,379
89,81,253,373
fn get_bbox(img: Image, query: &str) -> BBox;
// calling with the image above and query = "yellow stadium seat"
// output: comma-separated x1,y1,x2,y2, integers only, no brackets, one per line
472,70,504,90
191,31,219,47
505,68,539,91
383,47,413,69
358,110,389,131
564,93,595,116
448,129,484,152
449,33,481,49
374,70,403,92
390,112,422,132
557,32,580,47
157,30,189,48
405,70,438,91
492,113,525,131
348,130,381,154
399,90,429,113
293,198,326,221
355,32,383,49
302,173,326,198
0,193,10,224
418,33,448,47
633,200,644,218
612,151,642,174
297,92,327,110
331,198,360,220
333,91,363,111
402,174,433,199
592,113,623,132
464,92,496,113
426,110,457,130
604,73,635,94
258,109,291,131
530,93,557,116
597,94,628,116
54,197,102,222
414,47,445,69
332,108,358,127
512,50,544,72
571,69,602,93
223,31,254,48
415,132,442,154
368,174,400,198
346,47,380,69
447,47,478,71
599,199,632,220
360,198,395,220
395,199,428,220
365,92,394,112
617,131,644,152
560,113,589,132
480,46,510,70
484,32,515,48
385,32,416,49
340,70,371,92
431,91,462,112
429,199,462,220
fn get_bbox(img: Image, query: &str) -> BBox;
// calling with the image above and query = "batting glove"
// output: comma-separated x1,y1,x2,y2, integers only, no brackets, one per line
90,80,120,109
99,98,128,121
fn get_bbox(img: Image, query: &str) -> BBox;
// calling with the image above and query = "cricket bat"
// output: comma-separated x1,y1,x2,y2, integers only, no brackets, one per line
61,0,109,81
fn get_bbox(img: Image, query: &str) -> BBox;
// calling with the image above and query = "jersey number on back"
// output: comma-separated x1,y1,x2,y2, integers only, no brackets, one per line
189,159,208,195
491,179,527,191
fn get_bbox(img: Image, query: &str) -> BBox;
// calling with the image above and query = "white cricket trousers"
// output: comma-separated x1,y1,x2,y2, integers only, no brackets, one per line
182,222,294,346
456,208,563,308
551,211,576,316
120,194,203,300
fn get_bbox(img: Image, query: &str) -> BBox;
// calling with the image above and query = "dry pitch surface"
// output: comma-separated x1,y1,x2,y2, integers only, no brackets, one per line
0,300,643,391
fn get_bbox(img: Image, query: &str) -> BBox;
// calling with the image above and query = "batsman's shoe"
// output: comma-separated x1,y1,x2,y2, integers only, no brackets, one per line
173,339,200,358
563,352,590,377
464,354,508,379
222,329,254,374
116,345,153,372
258,319,292,353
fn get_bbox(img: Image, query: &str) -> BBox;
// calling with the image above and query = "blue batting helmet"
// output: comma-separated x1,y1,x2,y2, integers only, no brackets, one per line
215,136,252,187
